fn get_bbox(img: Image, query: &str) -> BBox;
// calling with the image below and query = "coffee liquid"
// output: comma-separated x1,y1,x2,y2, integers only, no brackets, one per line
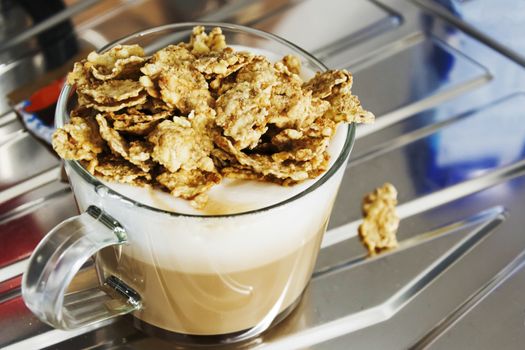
97,222,326,335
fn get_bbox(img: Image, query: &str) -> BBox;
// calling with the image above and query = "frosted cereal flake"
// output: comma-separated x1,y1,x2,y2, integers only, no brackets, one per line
215,82,271,150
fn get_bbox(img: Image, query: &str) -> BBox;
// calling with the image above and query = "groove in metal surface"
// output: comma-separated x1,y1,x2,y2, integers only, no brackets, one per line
1,319,116,350
0,129,25,148
203,0,299,24
324,159,525,248
412,0,525,67
0,187,71,226
76,0,146,34
0,285,21,305
410,248,525,349
0,130,29,149
314,206,504,278
355,71,490,139
312,13,401,60
0,166,61,205
346,30,425,72
349,93,522,167
0,112,18,128
0,260,29,287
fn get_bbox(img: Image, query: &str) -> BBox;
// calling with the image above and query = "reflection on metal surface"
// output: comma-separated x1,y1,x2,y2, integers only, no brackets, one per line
411,247,525,349
419,248,525,349
415,0,525,66
251,0,400,58
2,0,525,349
0,180,74,271
330,91,525,230
0,131,58,191
0,319,115,350
0,166,61,205
312,174,525,349
349,93,525,167
351,36,490,136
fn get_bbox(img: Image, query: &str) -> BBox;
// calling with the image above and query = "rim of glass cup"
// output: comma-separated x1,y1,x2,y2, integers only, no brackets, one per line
55,22,356,218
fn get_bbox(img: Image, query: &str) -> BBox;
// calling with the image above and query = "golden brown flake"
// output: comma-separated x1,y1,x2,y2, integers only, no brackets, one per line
67,62,94,91
210,74,237,95
52,116,104,161
324,86,375,124
358,183,400,255
188,26,227,55
94,155,151,186
236,56,277,88
304,69,374,124
214,135,329,182
303,70,351,99
86,44,145,80
141,45,213,113
109,109,171,135
216,82,271,150
220,166,291,185
281,55,301,75
157,169,221,208
194,48,253,79
96,114,152,171
157,67,212,113
148,118,215,173
82,79,144,104
78,92,148,112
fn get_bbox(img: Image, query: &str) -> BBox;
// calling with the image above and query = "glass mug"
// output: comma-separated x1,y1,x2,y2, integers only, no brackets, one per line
22,23,355,344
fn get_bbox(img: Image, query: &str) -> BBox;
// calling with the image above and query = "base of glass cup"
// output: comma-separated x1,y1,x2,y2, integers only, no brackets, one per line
132,292,303,347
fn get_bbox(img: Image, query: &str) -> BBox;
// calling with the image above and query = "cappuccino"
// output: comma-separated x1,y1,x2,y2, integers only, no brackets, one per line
53,25,372,338
98,222,326,334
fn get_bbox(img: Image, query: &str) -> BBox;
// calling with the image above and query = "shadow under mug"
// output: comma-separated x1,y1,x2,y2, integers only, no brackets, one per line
21,22,356,345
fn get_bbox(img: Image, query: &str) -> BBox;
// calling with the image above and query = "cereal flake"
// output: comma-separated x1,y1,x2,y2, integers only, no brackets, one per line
358,183,400,255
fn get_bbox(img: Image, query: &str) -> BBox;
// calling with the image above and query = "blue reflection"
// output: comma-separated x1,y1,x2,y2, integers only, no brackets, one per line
409,2,525,191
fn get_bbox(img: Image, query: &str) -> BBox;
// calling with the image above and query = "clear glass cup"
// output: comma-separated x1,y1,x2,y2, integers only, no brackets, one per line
21,22,356,345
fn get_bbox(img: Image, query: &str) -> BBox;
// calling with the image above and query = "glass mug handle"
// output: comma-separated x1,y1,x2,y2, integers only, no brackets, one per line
22,205,142,330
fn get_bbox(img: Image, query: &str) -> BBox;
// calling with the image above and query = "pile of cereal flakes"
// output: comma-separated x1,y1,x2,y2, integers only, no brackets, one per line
53,26,374,208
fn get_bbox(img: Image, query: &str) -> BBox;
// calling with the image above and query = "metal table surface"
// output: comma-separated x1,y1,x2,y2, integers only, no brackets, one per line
1,0,525,349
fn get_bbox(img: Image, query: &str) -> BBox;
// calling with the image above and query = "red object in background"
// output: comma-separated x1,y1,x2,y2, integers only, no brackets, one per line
0,212,44,269
24,78,65,114
0,276,22,296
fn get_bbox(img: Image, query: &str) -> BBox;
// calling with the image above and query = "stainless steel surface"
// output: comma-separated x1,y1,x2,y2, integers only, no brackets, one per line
1,0,525,349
